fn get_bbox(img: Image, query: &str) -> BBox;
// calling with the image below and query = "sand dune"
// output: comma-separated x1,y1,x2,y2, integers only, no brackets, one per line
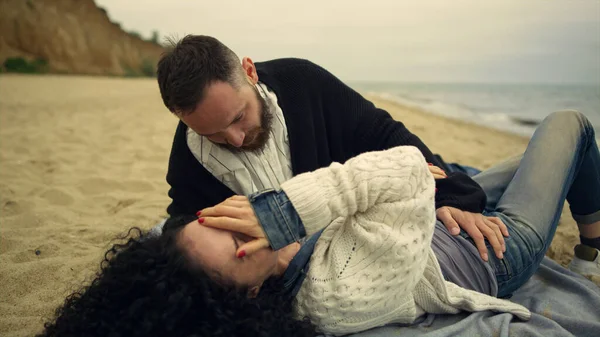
0,75,596,336
0,0,165,76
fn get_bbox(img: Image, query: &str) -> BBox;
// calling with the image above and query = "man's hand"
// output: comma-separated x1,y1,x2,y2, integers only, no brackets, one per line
436,206,508,261
198,195,270,258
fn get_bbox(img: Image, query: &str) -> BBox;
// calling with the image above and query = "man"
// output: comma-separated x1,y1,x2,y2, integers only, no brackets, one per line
157,35,507,262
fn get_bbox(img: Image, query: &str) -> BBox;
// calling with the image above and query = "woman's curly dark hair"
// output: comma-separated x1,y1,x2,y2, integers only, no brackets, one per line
37,215,317,337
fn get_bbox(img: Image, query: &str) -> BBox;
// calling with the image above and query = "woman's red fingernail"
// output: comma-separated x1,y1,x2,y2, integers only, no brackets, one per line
435,188,438,192
237,250,246,258
196,210,202,216
197,218,204,224
428,163,433,166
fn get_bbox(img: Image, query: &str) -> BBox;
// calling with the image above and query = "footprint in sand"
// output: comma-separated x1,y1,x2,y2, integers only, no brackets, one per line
109,198,139,214
10,243,60,263
2,211,43,229
0,238,20,255
141,167,166,178
0,182,14,194
1,199,23,216
78,177,122,195
121,180,155,193
40,188,74,206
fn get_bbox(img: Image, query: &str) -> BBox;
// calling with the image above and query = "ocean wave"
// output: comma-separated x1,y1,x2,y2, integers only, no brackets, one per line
359,83,600,143
368,91,537,137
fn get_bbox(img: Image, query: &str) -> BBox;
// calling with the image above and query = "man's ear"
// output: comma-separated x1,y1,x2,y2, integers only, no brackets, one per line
241,57,259,84
247,285,261,298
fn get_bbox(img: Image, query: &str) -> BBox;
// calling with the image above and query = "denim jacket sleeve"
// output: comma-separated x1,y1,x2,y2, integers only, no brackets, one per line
248,189,306,250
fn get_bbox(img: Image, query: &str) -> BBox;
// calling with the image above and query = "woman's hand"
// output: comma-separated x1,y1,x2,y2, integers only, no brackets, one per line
428,163,447,179
198,195,270,258
436,206,508,262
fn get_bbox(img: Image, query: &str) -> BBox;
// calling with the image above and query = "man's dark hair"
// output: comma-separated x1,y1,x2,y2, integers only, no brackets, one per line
37,216,317,337
157,35,243,114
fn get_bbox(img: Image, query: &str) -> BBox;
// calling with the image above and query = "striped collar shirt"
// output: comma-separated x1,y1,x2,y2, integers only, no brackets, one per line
186,83,293,195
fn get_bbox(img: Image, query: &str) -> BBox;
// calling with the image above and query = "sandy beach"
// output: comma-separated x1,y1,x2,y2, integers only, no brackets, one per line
0,75,595,336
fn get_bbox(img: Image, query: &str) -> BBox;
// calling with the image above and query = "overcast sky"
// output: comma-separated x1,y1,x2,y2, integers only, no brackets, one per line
95,0,599,83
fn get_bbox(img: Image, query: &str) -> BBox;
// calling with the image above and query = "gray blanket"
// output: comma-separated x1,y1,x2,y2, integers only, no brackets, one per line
152,221,599,336
344,257,600,337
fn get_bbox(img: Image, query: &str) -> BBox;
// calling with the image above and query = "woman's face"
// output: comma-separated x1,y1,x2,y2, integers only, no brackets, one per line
177,220,279,294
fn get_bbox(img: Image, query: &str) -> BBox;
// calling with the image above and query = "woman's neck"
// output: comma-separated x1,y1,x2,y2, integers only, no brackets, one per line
274,242,301,277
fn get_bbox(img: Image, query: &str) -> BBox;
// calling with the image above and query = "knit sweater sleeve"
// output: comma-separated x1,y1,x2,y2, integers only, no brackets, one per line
300,61,486,213
281,146,435,236
280,146,437,335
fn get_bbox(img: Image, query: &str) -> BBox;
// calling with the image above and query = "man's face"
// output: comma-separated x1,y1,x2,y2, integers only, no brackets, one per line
178,80,272,152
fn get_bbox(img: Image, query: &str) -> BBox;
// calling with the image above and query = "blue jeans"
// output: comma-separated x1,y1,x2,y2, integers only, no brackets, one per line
463,110,600,298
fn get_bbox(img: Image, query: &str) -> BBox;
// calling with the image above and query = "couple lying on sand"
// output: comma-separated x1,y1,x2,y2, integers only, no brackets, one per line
38,110,600,336
38,35,600,336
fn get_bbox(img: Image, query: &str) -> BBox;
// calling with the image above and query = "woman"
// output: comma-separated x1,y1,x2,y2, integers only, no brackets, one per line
37,220,318,337
39,111,600,336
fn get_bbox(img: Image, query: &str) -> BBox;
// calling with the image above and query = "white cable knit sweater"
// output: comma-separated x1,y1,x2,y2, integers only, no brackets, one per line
280,146,531,336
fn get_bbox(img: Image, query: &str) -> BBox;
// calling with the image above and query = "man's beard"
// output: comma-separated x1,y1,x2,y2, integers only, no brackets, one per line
220,85,273,153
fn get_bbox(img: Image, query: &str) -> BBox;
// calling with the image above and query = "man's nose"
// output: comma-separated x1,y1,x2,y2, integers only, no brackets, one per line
225,129,245,148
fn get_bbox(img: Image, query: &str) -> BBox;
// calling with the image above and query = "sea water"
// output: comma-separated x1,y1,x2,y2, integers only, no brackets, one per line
351,82,600,140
